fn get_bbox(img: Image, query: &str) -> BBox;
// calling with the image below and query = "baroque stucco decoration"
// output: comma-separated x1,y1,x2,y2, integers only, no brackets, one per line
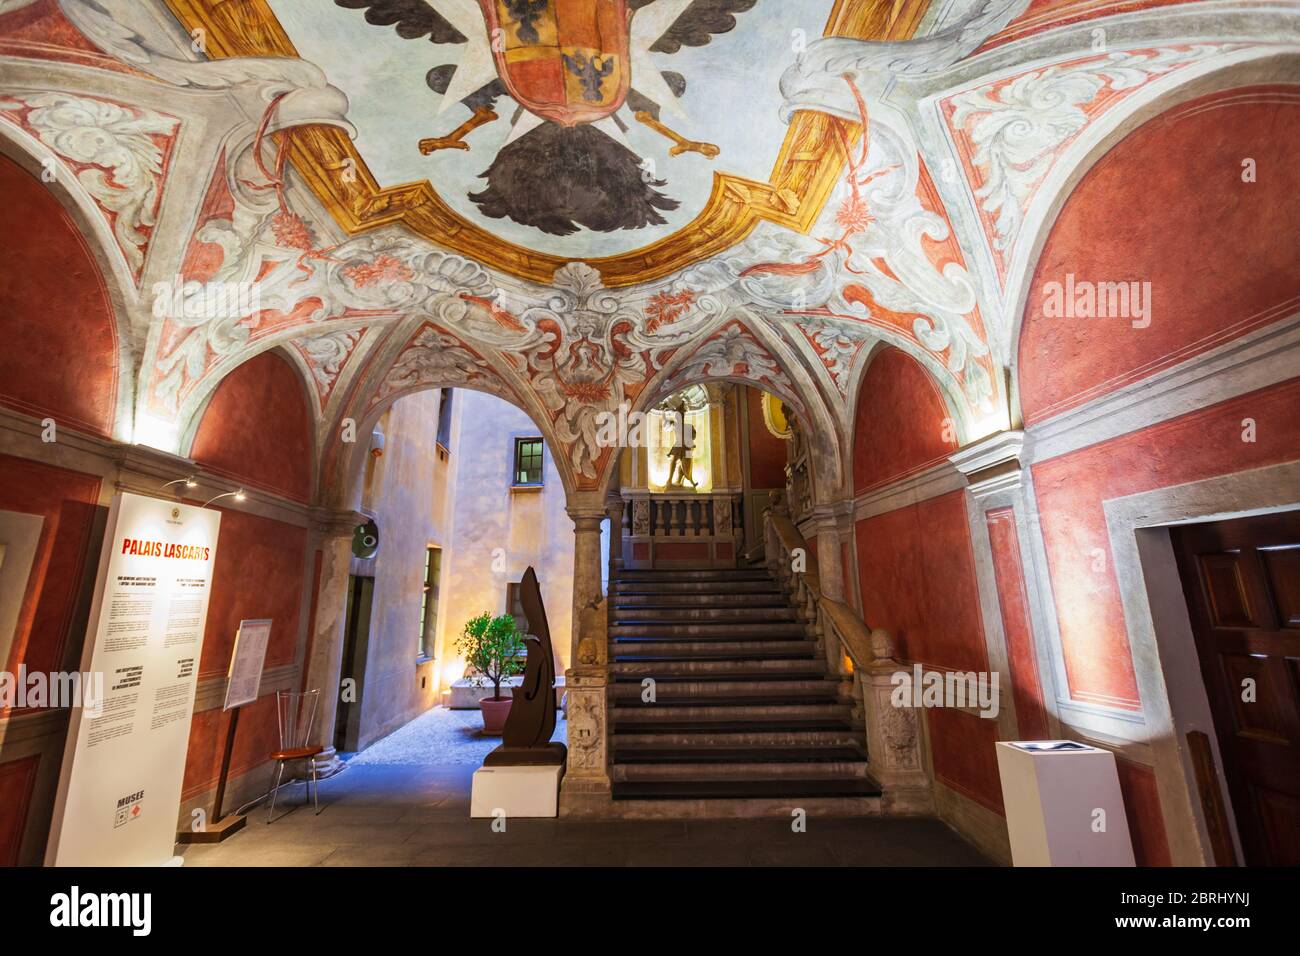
1,0,1296,503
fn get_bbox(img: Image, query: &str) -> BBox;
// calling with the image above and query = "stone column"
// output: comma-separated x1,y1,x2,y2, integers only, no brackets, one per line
561,499,612,813
301,509,364,778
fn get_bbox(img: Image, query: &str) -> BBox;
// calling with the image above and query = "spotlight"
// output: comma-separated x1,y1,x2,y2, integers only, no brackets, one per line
202,488,247,508
161,475,198,493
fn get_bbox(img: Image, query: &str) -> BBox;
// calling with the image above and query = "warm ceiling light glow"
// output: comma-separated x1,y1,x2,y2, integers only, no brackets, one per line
133,414,180,453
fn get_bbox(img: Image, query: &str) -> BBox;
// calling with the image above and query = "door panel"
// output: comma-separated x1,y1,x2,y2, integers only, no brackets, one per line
1172,510,1300,866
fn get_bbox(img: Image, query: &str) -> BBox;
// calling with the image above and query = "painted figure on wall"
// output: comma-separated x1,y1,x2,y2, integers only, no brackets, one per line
336,0,756,234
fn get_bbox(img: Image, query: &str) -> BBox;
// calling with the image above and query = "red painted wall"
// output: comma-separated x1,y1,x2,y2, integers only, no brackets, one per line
744,387,787,489
190,351,314,503
855,490,1003,811
181,353,314,805
0,155,117,436
182,692,282,800
856,490,987,673
1019,85,1300,425
853,347,957,494
197,507,307,680
0,455,101,687
0,755,40,866
1116,758,1171,867
985,507,1050,740
1032,376,1300,710
927,707,1004,815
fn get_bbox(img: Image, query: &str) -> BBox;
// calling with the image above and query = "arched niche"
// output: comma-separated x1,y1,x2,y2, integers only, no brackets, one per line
186,348,317,505
0,150,124,438
850,343,961,495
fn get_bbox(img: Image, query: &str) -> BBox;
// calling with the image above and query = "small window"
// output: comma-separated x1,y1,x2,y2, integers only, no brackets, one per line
436,388,454,451
506,583,527,635
418,546,441,659
513,437,543,486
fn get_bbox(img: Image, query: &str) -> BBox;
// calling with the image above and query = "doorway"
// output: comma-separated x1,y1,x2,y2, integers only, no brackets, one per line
335,574,375,753
1171,510,1300,865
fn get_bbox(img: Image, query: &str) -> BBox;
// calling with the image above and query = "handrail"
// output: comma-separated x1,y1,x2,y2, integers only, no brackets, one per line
764,505,887,672
762,500,932,810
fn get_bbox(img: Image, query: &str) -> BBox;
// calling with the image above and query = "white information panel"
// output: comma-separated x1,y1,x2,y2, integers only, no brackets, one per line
224,618,271,711
46,492,221,866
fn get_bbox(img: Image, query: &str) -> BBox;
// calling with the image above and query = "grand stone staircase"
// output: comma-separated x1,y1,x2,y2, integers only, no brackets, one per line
607,566,881,814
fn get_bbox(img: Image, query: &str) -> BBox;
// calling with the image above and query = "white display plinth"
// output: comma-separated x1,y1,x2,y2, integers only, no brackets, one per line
470,765,562,818
996,741,1135,867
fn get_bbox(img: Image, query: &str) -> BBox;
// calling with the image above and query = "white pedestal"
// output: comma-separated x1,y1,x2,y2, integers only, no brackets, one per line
996,741,1135,867
470,765,562,818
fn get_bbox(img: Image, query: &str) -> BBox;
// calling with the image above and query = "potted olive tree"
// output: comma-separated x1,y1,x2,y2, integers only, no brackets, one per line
456,612,525,734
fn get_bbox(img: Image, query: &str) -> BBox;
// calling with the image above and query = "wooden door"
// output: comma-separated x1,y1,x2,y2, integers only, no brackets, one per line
1172,510,1300,865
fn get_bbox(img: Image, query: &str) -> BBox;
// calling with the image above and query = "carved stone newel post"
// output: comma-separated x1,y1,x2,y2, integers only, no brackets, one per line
561,502,612,812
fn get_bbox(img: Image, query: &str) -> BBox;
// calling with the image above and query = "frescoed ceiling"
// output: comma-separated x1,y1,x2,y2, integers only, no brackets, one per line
0,0,1296,500
268,1,834,259
159,0,929,285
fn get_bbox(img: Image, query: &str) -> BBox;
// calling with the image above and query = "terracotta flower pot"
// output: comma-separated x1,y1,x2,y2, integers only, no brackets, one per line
478,695,512,735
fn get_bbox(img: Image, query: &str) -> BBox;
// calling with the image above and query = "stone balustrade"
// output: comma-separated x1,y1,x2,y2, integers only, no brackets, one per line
615,490,743,568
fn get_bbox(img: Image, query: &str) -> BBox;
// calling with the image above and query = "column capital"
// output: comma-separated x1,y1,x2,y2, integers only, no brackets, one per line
948,429,1025,500
309,507,367,538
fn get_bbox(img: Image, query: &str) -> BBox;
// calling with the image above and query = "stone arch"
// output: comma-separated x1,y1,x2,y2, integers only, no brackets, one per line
1004,48,1300,424
625,314,846,504
318,316,583,512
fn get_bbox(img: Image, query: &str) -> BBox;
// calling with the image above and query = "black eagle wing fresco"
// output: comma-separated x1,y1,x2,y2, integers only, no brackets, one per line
629,0,758,54
333,0,466,44
333,0,760,236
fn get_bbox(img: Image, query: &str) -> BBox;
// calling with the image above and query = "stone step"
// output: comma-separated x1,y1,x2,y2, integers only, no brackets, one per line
601,794,882,819
613,759,871,782
610,605,799,623
611,678,842,702
611,702,853,724
613,745,869,765
612,728,863,749
610,639,818,660
610,621,808,639
612,580,786,596
612,592,791,608
610,658,828,680
610,778,882,802
615,568,773,583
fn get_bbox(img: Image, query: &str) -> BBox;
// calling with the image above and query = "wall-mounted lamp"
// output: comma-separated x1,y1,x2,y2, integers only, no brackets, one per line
201,489,246,508
160,475,198,493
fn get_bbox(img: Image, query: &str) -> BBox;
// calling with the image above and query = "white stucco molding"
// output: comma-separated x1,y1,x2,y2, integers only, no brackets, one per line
1024,308,1300,464
949,428,1025,499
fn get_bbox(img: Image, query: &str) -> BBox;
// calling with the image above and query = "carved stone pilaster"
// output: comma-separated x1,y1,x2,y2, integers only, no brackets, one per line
861,629,932,814
560,503,612,812
301,508,365,779
559,669,611,814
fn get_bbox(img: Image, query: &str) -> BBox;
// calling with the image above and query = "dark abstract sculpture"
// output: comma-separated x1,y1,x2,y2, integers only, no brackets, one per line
483,567,567,768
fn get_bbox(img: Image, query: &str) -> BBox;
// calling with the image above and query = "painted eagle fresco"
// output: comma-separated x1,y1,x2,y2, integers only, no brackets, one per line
335,0,758,235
